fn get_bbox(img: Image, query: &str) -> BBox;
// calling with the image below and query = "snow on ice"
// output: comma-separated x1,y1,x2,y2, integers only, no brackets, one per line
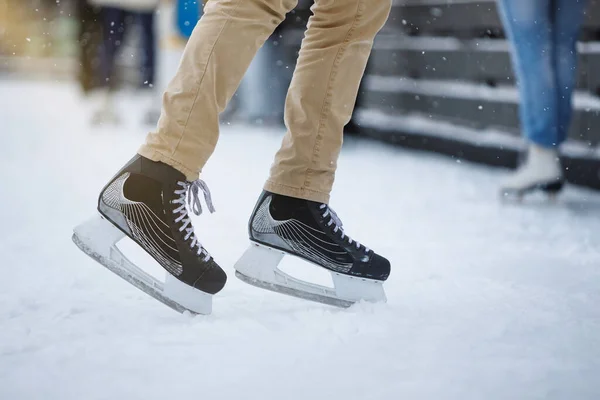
1,80,600,399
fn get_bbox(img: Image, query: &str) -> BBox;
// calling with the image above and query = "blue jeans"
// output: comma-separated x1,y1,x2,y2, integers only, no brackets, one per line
498,0,587,147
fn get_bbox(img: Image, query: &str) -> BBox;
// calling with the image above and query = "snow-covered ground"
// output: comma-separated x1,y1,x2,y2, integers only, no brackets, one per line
2,80,600,400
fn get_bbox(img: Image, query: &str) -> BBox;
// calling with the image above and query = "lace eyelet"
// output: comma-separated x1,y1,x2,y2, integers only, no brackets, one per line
173,179,214,262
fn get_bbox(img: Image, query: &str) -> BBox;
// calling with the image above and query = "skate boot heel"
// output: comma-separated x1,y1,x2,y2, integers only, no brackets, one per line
163,274,212,315
73,215,213,315
73,215,125,256
234,243,285,282
73,215,161,289
73,215,148,282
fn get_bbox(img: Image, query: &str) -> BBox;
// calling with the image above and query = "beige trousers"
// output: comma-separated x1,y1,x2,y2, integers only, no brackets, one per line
138,0,391,203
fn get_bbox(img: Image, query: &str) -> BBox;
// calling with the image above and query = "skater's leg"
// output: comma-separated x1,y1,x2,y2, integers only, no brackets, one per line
236,38,276,124
137,10,161,125
264,0,392,203
76,0,102,93
552,0,587,145
236,0,392,305
138,10,156,89
497,0,567,198
497,0,557,148
91,6,127,124
101,6,127,89
138,0,298,180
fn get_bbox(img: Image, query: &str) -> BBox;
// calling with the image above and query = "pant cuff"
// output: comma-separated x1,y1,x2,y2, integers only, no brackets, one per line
137,145,199,181
263,180,330,204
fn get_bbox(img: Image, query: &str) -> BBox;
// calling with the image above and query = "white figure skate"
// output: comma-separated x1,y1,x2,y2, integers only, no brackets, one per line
501,143,564,200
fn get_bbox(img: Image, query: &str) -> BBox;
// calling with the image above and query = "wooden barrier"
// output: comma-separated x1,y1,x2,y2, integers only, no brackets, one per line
354,0,600,189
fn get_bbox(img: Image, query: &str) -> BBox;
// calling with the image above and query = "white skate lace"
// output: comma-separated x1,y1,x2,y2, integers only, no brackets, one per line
319,204,370,252
172,180,215,262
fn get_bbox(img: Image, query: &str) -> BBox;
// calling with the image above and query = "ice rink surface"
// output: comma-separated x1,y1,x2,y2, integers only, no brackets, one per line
2,80,600,399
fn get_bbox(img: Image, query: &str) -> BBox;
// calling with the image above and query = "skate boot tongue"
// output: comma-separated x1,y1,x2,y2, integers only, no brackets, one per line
319,204,370,253
173,179,215,262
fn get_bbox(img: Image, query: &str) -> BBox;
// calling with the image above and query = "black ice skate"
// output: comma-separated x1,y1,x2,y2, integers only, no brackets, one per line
72,155,227,315
234,191,390,307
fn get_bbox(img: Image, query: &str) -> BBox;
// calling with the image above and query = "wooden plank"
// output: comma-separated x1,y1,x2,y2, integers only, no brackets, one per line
388,1,504,38
369,36,599,89
361,76,600,144
355,107,600,190
370,36,514,85
387,0,600,40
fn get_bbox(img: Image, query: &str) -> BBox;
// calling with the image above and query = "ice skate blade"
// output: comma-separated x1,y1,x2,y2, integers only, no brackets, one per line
234,242,387,308
72,214,212,315
500,180,564,202
164,273,212,315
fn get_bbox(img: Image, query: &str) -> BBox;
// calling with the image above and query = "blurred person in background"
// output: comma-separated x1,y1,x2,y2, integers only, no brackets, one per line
76,0,103,94
498,0,588,198
89,0,160,125
225,30,288,127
